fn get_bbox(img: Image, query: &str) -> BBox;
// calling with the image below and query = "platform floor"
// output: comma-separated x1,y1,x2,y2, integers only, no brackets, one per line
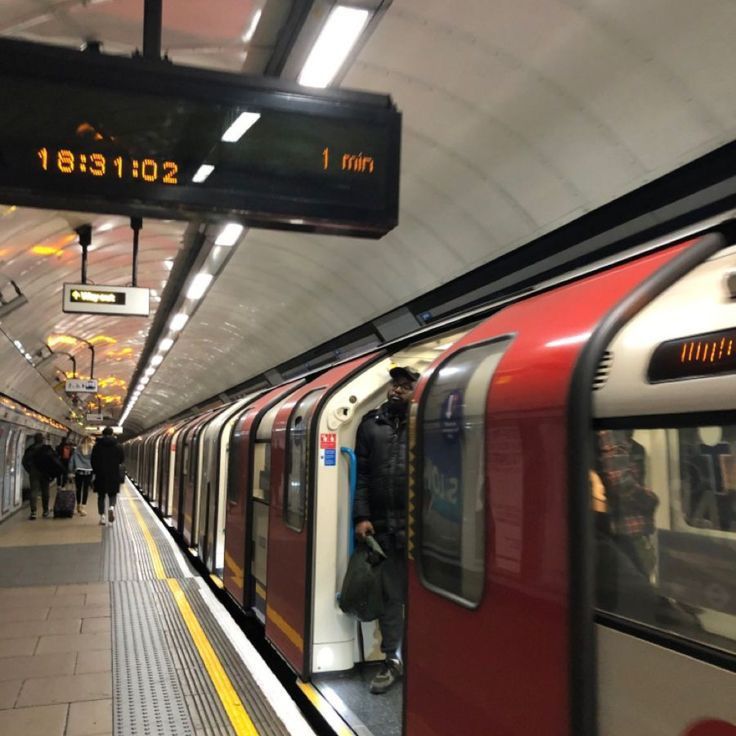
0,480,315,736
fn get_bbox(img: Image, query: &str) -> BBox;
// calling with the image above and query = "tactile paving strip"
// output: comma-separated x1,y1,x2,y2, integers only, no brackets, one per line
103,487,195,581
106,487,236,735
112,579,196,736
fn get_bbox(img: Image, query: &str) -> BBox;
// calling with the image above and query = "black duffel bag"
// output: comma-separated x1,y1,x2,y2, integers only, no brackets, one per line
338,535,387,622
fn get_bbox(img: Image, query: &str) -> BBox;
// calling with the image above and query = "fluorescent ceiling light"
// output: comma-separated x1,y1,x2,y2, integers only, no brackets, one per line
169,313,189,332
140,376,150,385
242,8,262,43
144,367,156,376
298,6,370,88
221,112,261,142
159,337,174,352
192,164,214,183
187,272,213,300
163,259,174,271
215,223,243,246
150,354,164,367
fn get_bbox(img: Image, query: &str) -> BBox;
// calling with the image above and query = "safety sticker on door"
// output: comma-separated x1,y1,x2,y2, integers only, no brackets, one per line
320,433,337,466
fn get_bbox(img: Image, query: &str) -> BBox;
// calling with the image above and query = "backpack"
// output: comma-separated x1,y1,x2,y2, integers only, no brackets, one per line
38,446,63,479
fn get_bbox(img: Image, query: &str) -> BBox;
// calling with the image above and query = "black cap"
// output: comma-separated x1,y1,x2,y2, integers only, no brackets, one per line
389,365,420,384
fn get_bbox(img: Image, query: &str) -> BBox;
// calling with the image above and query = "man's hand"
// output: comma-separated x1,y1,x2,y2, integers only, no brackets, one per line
355,520,375,540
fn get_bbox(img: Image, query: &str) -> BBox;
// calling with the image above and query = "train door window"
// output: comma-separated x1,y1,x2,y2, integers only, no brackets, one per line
593,424,736,655
418,338,511,606
285,390,323,532
252,441,272,503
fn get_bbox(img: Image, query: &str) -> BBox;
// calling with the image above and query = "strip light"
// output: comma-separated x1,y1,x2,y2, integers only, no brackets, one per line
215,223,244,246
298,6,370,88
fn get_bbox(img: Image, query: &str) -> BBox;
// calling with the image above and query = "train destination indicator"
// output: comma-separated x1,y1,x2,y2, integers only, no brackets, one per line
0,38,401,238
648,327,736,382
63,283,150,316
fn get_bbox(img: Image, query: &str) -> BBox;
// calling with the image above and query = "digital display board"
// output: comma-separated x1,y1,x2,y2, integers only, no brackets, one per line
0,39,401,238
648,327,736,382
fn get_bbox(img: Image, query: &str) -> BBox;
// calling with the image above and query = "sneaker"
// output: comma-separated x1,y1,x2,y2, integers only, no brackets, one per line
29,512,37,520
42,510,50,518
99,515,106,525
370,658,403,694
108,506,115,523
79,505,87,517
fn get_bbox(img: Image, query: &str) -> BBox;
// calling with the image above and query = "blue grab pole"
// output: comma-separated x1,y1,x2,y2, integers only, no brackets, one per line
341,446,357,556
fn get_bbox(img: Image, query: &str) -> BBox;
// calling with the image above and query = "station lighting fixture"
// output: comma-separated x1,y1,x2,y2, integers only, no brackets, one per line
159,337,174,352
221,112,261,143
144,367,156,376
298,6,370,88
150,355,164,367
187,272,213,300
241,7,262,43
169,313,189,332
215,223,244,246
192,164,214,183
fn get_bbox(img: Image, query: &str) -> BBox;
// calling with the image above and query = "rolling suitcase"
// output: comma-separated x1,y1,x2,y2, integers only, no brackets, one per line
53,486,76,518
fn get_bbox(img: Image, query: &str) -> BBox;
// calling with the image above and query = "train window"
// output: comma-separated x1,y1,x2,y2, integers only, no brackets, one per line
593,426,736,656
418,338,511,607
284,391,323,532
253,441,272,503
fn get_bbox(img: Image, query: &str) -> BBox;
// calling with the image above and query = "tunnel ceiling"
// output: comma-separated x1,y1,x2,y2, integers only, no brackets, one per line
1,0,735,432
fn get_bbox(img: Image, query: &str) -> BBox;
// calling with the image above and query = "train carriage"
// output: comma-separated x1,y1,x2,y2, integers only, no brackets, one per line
127,217,736,736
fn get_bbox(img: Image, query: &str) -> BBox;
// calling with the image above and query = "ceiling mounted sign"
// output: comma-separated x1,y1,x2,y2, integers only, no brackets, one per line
62,284,150,316
65,378,98,394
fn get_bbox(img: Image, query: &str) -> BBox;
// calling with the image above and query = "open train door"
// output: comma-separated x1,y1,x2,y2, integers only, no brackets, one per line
266,353,381,678
405,232,725,736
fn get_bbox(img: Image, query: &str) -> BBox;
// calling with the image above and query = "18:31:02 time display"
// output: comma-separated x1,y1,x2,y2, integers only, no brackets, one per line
36,147,179,185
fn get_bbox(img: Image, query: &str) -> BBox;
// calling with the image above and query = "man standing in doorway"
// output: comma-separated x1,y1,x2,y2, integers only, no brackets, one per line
354,365,419,694
91,427,124,525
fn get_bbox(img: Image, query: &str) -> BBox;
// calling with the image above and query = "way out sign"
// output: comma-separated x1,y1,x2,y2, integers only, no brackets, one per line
63,283,150,316
65,378,98,394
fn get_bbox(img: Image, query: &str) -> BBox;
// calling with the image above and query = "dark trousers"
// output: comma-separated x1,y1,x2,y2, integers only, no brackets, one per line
97,490,118,516
29,470,50,514
74,472,92,505
377,543,407,658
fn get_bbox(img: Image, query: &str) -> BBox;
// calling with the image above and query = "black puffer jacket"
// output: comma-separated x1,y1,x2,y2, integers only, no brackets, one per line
353,402,408,546
91,435,124,494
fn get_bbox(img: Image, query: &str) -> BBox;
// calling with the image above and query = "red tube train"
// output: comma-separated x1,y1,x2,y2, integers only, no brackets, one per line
126,214,736,736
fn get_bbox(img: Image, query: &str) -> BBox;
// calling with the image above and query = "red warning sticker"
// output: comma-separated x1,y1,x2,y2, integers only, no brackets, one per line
320,432,336,449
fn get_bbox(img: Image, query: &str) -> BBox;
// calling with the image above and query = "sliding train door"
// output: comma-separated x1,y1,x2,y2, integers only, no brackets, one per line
223,381,301,609
266,354,379,678
406,235,712,735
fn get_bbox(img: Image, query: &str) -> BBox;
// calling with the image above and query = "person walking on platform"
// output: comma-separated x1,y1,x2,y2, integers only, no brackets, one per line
56,437,73,486
91,427,124,525
70,437,94,516
22,433,63,520
353,365,420,695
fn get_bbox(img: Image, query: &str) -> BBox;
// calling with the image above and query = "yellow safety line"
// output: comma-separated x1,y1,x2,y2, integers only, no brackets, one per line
167,578,259,736
128,493,166,580
266,604,304,652
297,681,353,736
127,496,259,735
